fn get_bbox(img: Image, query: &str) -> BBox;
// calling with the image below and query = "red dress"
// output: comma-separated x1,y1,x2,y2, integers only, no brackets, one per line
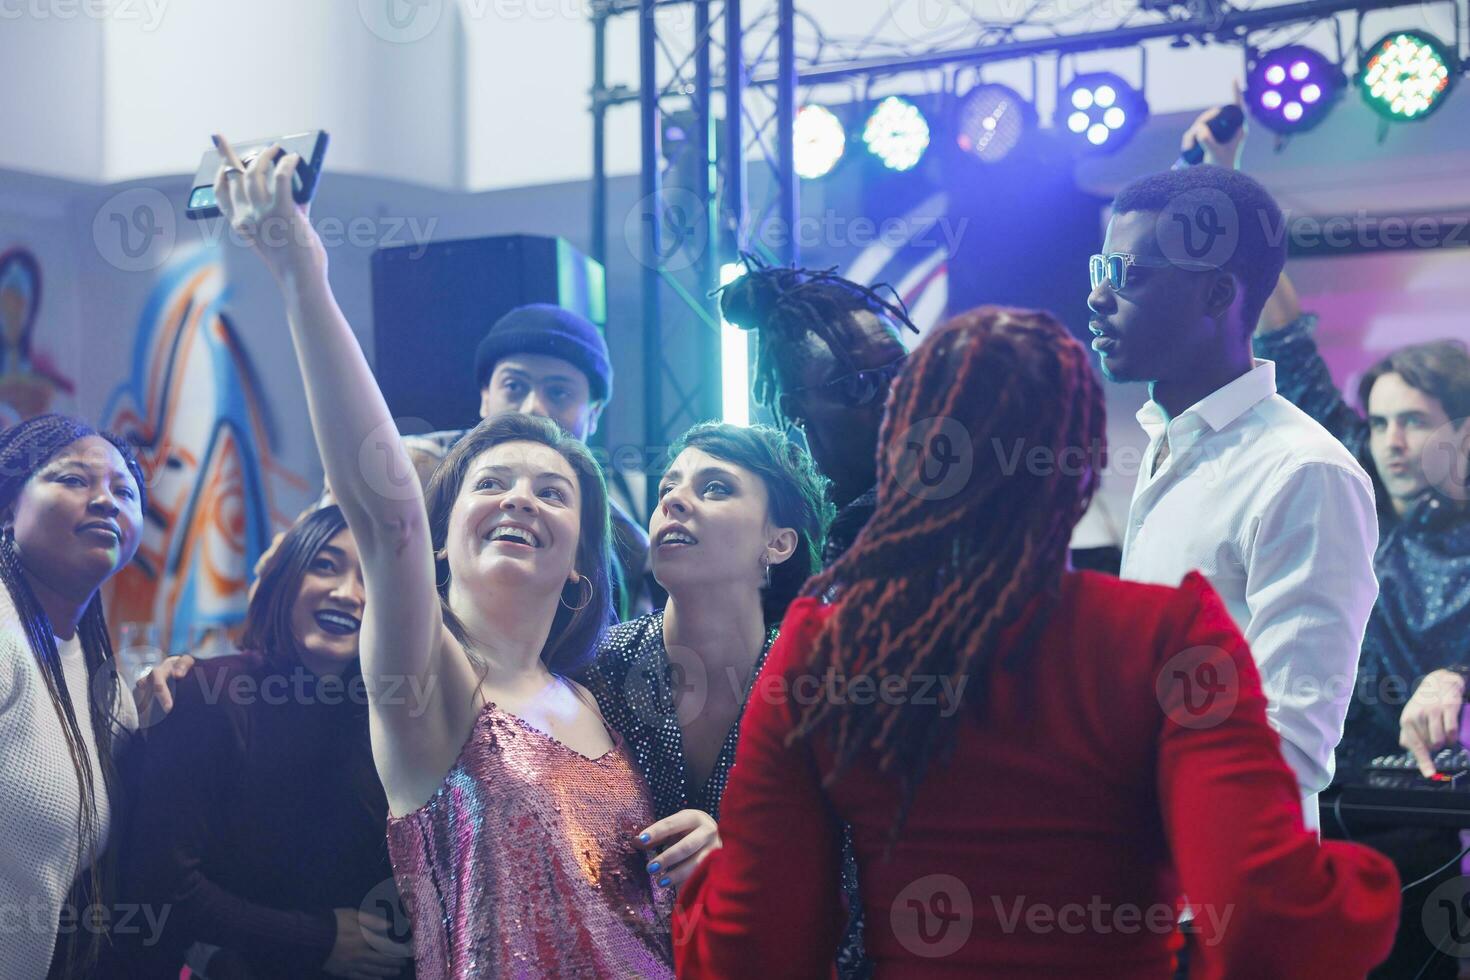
676,571,1400,979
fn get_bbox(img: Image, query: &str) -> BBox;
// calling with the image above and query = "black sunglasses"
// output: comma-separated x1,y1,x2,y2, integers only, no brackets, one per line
776,355,908,429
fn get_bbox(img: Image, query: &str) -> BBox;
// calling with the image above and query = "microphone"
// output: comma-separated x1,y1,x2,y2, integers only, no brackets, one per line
1173,104,1245,169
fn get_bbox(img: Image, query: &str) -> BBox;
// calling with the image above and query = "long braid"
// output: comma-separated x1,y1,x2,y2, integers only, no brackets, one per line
788,307,1106,846
0,414,146,975
0,532,123,974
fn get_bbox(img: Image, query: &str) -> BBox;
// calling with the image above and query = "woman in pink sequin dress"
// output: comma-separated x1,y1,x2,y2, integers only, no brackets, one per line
214,135,673,978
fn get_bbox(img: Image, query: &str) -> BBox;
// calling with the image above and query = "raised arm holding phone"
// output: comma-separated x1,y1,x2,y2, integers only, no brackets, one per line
211,136,673,978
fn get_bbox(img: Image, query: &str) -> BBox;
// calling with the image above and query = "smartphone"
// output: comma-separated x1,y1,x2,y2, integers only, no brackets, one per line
186,130,330,220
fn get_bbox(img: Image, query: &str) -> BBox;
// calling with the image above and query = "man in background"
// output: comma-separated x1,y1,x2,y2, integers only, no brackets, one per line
338,303,651,618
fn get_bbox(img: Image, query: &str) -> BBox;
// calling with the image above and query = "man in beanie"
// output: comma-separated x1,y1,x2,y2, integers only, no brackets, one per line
398,303,650,618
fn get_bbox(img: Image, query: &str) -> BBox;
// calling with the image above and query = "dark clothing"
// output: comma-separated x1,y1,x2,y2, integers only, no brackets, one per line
579,611,779,821
1255,315,1470,780
118,655,409,980
609,497,655,618
1321,800,1461,980
822,486,878,570
821,486,879,980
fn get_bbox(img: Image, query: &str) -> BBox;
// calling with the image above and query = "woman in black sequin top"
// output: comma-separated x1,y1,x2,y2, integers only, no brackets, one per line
580,422,832,889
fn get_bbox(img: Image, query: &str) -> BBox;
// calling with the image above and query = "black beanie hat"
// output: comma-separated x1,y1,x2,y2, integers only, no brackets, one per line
473,304,612,403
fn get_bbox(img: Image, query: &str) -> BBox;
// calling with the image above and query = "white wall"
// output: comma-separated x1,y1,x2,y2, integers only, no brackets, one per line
0,6,105,181
2,0,463,188
106,0,465,187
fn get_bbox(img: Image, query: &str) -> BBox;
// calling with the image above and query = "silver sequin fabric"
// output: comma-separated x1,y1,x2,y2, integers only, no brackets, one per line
578,611,779,822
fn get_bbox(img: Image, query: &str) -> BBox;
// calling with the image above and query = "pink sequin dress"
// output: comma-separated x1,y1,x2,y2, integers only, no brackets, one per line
386,701,675,978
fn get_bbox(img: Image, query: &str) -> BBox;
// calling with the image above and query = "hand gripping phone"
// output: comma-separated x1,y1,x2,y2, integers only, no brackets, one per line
186,130,329,220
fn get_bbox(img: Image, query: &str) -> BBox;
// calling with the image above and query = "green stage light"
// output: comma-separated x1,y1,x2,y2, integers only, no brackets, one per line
1359,30,1456,121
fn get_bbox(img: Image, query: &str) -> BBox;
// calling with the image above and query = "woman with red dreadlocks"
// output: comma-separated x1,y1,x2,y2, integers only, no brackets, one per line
674,307,1401,978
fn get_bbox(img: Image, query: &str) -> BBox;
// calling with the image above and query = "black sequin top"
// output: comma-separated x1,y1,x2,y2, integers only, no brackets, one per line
579,611,780,821
1255,315,1470,779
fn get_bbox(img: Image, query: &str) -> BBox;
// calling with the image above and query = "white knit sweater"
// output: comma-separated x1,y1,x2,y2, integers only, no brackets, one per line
0,587,136,978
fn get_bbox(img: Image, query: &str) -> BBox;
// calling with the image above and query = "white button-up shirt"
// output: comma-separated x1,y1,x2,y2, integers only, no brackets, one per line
1121,359,1379,830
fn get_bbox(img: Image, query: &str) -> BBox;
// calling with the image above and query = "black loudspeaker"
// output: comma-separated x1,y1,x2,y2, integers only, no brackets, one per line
371,234,606,432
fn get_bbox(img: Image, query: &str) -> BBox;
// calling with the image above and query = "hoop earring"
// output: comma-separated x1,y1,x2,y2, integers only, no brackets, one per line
760,555,771,590
562,575,594,612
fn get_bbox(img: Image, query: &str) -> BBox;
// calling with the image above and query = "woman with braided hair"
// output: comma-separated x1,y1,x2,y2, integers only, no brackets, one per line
675,307,1401,978
0,414,146,978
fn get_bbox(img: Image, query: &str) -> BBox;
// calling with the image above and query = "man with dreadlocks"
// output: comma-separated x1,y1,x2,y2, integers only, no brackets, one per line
719,258,919,978
719,258,918,570
0,414,146,978
672,306,1400,978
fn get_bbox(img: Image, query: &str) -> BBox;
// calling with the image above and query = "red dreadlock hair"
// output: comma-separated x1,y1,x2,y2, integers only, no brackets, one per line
789,306,1107,840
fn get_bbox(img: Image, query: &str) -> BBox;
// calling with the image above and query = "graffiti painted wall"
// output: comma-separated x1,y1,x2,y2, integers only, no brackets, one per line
0,247,76,425
98,246,306,652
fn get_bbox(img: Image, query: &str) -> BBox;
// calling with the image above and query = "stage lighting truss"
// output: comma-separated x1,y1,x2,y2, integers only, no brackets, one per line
862,96,932,172
953,83,1035,164
1060,72,1148,154
1359,30,1457,122
1247,44,1343,134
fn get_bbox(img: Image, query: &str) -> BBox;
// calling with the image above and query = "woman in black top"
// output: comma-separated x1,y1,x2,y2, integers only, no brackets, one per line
580,422,830,888
119,506,412,979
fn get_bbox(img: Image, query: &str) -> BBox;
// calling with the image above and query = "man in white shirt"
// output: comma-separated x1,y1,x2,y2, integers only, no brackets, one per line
1087,164,1379,831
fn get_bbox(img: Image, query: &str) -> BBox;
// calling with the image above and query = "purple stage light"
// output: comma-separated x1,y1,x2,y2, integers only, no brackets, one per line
1247,44,1341,134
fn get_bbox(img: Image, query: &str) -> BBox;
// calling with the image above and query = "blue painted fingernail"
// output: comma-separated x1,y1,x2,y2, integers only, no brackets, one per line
658,876,671,887
647,861,660,873
638,833,651,844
